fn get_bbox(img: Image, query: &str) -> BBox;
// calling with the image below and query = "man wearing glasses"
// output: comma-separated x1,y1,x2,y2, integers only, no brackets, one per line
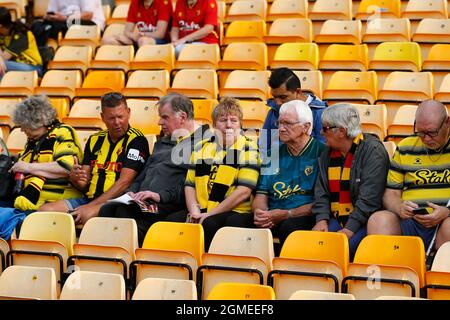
39,92,150,224
368,99,450,251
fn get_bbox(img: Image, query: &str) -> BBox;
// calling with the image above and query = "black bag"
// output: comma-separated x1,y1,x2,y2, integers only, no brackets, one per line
0,154,14,199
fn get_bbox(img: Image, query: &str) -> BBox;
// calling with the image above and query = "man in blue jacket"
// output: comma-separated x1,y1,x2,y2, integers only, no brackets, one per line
259,68,327,156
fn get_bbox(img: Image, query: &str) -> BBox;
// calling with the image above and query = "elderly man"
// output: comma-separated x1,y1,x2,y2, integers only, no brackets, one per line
368,100,450,251
312,103,390,257
253,100,325,245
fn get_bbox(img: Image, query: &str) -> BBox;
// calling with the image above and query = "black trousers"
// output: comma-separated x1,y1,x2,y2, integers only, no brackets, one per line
98,202,167,247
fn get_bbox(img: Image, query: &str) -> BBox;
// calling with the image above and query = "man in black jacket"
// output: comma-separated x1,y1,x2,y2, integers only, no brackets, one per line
98,93,209,245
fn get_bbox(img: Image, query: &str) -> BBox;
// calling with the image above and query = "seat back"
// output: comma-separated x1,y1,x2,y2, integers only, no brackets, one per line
363,18,411,43
0,238,9,274
293,70,323,98
131,44,175,71
168,69,218,99
369,42,422,72
175,43,220,70
223,20,266,44
60,25,101,50
308,0,352,20
315,19,362,44
63,98,104,130
264,18,312,43
0,70,38,97
270,42,319,70
352,103,387,140
401,0,448,20
48,45,92,73
319,44,368,71
423,44,450,71
193,99,216,126
412,18,450,43
239,100,270,130
207,282,275,300
386,104,417,140
225,0,267,22
289,289,355,300
127,99,160,135
431,241,450,272
123,70,170,99
323,71,378,104
5,127,26,156
435,73,450,103
356,0,401,20
90,45,134,71
220,70,271,101
132,278,197,300
377,71,434,102
35,70,83,99
266,0,308,21
219,42,268,71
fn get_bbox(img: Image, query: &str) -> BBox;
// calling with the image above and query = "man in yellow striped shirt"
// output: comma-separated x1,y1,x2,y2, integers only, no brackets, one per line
368,100,450,251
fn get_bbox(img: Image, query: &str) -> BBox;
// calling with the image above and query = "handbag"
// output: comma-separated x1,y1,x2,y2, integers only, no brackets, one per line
0,153,14,199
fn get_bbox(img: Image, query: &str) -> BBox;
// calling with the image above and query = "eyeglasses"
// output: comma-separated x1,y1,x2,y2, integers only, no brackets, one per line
414,117,447,138
276,120,300,128
322,125,338,133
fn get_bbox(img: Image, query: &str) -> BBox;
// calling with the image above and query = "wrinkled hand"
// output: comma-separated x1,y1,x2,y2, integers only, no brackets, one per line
70,156,90,184
312,220,328,232
397,200,418,219
72,203,99,224
338,228,354,239
254,208,273,228
132,190,160,203
414,202,450,228
10,161,30,173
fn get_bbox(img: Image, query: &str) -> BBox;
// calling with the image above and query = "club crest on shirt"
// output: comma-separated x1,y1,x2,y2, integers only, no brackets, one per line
304,166,313,176
116,146,123,155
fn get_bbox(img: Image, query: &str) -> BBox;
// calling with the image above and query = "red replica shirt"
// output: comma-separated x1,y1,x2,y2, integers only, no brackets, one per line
127,0,172,34
172,0,219,44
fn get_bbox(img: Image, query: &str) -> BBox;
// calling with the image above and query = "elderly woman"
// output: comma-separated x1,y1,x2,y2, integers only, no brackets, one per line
253,100,325,246
0,95,83,239
185,97,260,250
312,103,390,257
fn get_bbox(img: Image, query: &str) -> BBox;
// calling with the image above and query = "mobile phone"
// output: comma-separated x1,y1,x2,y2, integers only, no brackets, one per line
413,207,430,215
47,11,55,15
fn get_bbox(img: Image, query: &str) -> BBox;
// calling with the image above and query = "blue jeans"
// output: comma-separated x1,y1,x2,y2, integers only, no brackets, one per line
64,197,90,211
0,207,30,240
328,218,367,260
5,61,43,77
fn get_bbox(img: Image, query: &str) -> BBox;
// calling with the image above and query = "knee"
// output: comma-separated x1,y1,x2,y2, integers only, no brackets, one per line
38,201,66,212
367,210,397,233
439,217,450,238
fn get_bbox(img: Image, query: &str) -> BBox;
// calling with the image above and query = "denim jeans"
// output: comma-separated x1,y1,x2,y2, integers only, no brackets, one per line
5,60,43,77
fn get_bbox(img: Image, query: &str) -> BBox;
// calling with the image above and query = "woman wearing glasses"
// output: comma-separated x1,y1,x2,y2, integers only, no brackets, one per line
312,103,390,258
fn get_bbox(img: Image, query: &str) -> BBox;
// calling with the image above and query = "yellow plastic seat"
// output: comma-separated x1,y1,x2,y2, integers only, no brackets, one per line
289,290,355,300
59,25,101,51
106,3,129,25
342,235,426,299
385,104,417,141
49,97,71,120
198,227,274,300
363,18,411,43
225,0,267,22
319,44,368,71
376,71,434,103
0,238,10,275
401,0,448,20
168,69,218,100
268,230,349,300
0,70,38,98
264,18,313,44
315,19,362,44
34,70,83,102
293,70,323,98
266,0,308,21
0,265,57,300
62,98,104,130
0,97,22,138
47,45,93,74
355,0,401,20
89,45,134,72
308,0,352,20
101,23,126,42
425,242,450,300
434,73,450,103
422,44,450,71
369,42,422,72
127,99,160,135
75,129,100,151
239,100,270,130
5,127,26,157
270,42,318,70
122,70,169,99
352,103,387,140
33,0,49,18
129,44,175,71
175,44,220,70
323,71,378,104
223,20,266,44
220,70,271,101
193,99,216,126
74,70,126,99
207,283,275,300
383,141,397,158
218,42,268,71
132,278,197,300
412,18,450,43
60,270,126,300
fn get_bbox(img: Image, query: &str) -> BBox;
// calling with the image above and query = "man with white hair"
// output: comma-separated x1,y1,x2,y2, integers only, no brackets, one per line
312,103,390,257
253,100,325,245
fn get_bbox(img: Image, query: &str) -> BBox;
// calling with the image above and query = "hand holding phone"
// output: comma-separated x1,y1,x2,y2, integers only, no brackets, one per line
413,207,430,215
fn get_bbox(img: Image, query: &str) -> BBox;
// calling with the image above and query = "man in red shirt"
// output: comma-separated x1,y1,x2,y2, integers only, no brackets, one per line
102,0,172,46
171,0,219,56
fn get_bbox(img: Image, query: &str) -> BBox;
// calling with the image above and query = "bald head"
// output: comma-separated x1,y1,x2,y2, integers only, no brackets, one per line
416,99,447,122
415,99,449,150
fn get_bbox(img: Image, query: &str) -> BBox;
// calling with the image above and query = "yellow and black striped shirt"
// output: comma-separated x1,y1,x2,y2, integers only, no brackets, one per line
0,31,42,66
83,126,149,199
387,135,450,207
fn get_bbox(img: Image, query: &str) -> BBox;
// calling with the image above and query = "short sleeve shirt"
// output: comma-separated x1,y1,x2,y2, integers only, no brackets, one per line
127,0,172,34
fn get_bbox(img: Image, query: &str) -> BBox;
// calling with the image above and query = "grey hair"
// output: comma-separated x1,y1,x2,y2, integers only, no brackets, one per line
280,100,313,135
157,93,194,120
13,95,57,129
321,103,362,138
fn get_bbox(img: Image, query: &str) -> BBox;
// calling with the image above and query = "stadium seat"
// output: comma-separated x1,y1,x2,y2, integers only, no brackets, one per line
319,44,369,71
268,230,349,300
193,99,216,126
425,242,450,300
323,70,378,104
47,45,93,74
0,70,38,98
175,44,220,70
225,0,267,22
264,18,313,44
168,69,218,99
207,283,276,300
385,104,417,142
74,70,126,99
376,71,434,103
0,97,22,139
33,0,49,18
342,235,426,299
106,3,129,25
127,99,160,135
239,100,270,130
308,0,352,20
289,290,355,300
132,278,197,300
68,217,138,281
5,127,26,156
422,44,450,71
49,97,71,120
60,270,126,300
76,129,100,151
383,141,397,159
130,222,204,289
34,70,83,103
401,0,448,20
266,0,308,21
62,98,104,131
122,70,170,99
355,0,401,20
197,227,274,300
101,23,126,43
89,45,134,73
218,42,268,71
314,19,362,44
59,25,101,51
352,103,387,140
369,42,422,72
0,265,57,300
219,70,271,101
362,18,411,43
412,18,450,43
129,44,175,72
434,73,450,103
0,238,9,275
293,70,323,98
223,20,266,44
7,212,76,295
270,42,319,71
